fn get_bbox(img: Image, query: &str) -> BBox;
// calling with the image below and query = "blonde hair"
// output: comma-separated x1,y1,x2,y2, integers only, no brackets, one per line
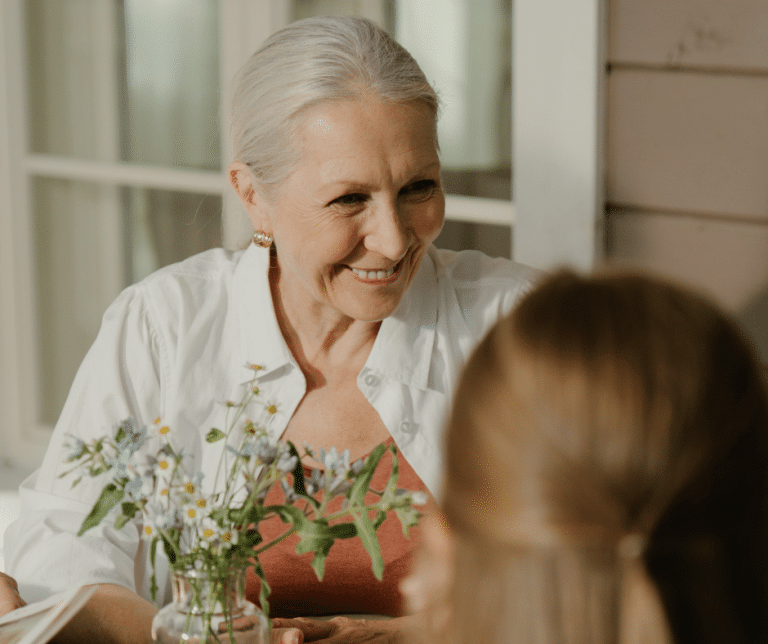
229,15,439,193
437,269,768,644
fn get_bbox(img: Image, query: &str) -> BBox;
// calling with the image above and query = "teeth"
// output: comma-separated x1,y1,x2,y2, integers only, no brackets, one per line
350,266,395,280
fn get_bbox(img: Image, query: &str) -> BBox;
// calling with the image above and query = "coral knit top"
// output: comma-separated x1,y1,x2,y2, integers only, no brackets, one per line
246,437,439,617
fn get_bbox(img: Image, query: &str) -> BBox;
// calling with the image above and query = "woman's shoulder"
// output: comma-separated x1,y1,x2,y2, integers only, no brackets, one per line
422,247,541,336
138,247,243,288
99,247,248,341
429,246,540,294
115,247,243,306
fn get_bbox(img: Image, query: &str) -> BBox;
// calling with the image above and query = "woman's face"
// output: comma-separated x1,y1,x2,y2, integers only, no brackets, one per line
259,97,445,324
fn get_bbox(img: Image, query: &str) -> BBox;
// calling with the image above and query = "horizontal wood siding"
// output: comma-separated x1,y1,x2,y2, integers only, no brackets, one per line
605,0,768,359
607,70,768,221
609,0,768,71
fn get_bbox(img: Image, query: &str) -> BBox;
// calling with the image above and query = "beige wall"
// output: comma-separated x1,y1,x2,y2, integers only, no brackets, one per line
605,0,768,361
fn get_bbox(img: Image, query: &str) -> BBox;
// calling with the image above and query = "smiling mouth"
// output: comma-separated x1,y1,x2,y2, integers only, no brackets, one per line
349,262,400,281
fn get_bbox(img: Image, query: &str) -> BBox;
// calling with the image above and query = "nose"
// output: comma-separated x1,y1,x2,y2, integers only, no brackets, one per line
364,200,410,260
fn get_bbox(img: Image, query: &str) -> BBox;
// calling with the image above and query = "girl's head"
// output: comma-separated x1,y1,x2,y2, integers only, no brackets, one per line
407,269,768,644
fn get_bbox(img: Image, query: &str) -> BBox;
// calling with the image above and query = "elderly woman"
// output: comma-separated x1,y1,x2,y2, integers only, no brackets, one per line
2,15,536,644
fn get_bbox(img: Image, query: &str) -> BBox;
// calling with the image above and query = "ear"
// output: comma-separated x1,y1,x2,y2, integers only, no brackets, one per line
228,161,272,234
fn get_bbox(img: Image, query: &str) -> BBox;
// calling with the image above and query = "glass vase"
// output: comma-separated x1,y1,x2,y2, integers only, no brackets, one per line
152,565,268,644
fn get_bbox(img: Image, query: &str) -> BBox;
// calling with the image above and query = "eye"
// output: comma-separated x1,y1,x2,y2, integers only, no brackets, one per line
400,180,437,200
331,193,367,207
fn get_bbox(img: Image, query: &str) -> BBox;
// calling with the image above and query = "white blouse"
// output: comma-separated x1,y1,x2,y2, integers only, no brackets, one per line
5,243,538,604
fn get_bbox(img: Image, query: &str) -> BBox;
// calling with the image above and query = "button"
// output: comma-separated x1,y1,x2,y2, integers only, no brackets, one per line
364,373,381,387
400,420,418,434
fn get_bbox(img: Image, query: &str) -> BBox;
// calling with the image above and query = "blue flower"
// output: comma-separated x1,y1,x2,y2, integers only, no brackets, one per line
64,437,86,462
275,452,298,473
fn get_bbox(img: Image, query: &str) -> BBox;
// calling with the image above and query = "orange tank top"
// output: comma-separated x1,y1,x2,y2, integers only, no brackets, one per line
245,438,439,617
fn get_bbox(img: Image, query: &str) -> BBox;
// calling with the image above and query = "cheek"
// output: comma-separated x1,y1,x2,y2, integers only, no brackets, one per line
309,223,364,272
413,206,445,243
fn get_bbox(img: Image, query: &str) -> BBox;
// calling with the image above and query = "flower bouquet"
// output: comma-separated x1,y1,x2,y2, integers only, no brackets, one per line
61,365,425,643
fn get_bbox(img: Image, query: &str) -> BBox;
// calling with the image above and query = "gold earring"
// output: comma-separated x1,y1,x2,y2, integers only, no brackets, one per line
252,231,273,248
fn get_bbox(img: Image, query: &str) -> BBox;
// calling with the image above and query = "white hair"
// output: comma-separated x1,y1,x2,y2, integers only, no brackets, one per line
229,15,440,194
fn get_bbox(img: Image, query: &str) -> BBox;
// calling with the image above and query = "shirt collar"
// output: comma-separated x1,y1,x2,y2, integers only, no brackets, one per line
365,249,438,391
232,243,439,392
232,243,296,384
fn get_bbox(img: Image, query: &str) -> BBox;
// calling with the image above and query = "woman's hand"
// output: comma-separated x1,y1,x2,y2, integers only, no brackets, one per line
271,615,418,644
0,571,26,617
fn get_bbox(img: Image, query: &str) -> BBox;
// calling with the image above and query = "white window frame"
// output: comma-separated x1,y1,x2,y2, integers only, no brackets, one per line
0,0,605,468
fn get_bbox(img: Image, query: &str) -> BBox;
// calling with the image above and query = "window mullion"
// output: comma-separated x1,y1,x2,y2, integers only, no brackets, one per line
25,154,227,195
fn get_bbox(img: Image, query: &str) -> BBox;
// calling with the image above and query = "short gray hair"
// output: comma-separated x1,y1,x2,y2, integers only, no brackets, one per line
229,15,439,193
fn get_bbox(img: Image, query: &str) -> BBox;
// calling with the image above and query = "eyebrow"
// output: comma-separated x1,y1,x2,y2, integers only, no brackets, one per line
320,162,442,193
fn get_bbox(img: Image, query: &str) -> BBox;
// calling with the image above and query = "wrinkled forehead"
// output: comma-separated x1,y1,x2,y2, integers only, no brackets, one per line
294,94,438,147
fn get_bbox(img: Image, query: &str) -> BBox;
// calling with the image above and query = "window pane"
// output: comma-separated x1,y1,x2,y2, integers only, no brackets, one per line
122,0,221,170
435,221,511,258
33,177,221,425
25,0,221,171
291,0,512,201
26,0,121,161
33,177,125,424
124,187,223,283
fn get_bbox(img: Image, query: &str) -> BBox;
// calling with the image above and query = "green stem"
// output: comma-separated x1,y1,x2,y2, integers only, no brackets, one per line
252,526,297,556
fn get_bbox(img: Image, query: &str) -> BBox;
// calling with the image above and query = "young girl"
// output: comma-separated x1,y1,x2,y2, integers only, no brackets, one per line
403,269,768,644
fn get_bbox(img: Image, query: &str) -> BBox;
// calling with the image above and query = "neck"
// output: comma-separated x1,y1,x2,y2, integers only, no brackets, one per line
269,257,381,379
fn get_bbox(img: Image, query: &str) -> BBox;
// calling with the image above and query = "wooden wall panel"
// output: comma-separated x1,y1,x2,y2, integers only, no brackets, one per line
607,208,768,311
606,208,768,361
609,0,768,70
606,69,768,221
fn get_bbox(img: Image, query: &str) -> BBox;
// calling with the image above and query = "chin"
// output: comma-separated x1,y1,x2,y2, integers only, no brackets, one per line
347,295,404,323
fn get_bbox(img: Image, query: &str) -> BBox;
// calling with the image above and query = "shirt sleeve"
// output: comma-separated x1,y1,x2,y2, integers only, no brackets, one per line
4,283,165,603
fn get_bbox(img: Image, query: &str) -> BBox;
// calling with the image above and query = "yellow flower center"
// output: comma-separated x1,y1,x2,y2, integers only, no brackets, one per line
196,499,206,508
144,526,153,535
158,460,169,470
159,426,170,435
185,483,195,494
267,405,277,415
187,509,196,519
222,532,232,542
203,529,215,538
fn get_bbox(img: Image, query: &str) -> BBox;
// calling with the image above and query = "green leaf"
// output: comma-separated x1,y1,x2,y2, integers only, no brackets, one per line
251,560,272,620
114,501,139,530
293,522,333,553
352,511,384,581
287,442,307,497
371,509,387,530
348,443,387,506
380,445,399,509
162,533,178,566
236,527,263,550
114,514,131,530
267,507,359,581
205,428,226,443
115,426,126,444
395,506,421,539
329,523,357,539
297,520,357,580
78,484,124,536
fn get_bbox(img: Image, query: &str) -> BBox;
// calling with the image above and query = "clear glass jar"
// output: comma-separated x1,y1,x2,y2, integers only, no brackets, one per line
152,565,268,644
